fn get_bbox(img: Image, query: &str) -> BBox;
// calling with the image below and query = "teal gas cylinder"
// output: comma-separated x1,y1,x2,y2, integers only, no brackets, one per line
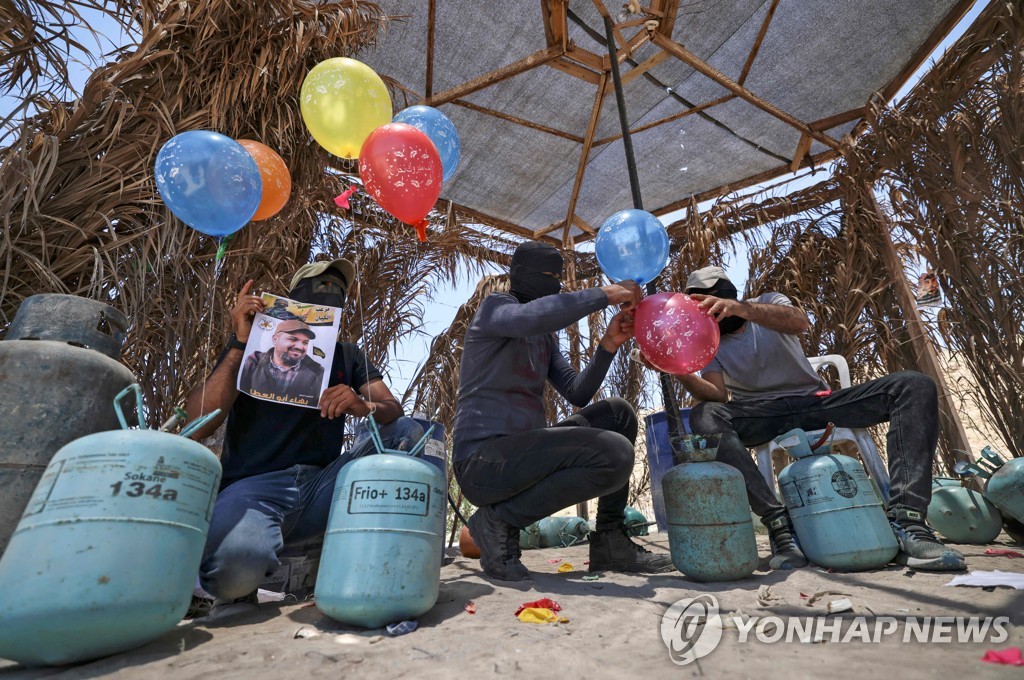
623,506,651,537
777,428,898,571
977,446,1024,525
518,516,589,549
0,294,135,552
316,421,445,628
0,390,222,666
537,516,590,548
664,435,757,582
927,478,1003,544
520,522,541,550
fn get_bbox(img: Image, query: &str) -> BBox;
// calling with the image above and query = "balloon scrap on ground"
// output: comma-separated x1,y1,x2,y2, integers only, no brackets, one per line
300,58,392,159
393,105,461,184
154,130,262,238
237,140,291,221
358,123,442,242
595,209,670,285
634,292,720,375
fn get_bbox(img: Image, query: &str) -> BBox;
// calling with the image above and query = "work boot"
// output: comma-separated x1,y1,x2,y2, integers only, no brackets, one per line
762,509,808,570
889,508,966,571
467,505,530,582
588,527,675,574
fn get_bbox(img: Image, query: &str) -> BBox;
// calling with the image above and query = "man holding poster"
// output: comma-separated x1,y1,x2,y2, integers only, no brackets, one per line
184,258,422,616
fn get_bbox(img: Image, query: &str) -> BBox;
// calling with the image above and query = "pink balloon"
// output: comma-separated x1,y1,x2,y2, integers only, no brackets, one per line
634,292,720,375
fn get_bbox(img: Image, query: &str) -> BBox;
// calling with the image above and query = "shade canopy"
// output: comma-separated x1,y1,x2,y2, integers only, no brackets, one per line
360,1,973,243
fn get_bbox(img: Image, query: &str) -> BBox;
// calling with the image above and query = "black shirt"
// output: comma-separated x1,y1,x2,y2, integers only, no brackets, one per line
218,341,382,489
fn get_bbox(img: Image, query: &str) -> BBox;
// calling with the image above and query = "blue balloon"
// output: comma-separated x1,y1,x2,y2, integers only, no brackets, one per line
595,209,670,285
393,105,461,183
155,130,262,238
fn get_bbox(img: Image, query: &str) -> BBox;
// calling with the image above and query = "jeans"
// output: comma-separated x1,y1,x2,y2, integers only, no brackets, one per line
689,371,938,518
199,416,424,600
454,397,637,532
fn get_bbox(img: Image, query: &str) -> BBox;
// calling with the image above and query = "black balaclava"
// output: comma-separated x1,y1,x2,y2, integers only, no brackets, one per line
509,241,564,303
289,269,348,308
688,278,746,335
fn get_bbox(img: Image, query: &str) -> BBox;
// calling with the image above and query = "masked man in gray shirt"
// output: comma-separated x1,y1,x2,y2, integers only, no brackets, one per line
675,266,964,572
453,241,674,581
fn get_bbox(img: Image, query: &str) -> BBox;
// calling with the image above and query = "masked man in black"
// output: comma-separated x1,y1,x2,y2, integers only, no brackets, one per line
453,241,674,581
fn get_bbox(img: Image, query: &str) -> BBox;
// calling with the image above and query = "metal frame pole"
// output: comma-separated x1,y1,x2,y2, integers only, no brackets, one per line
602,16,684,446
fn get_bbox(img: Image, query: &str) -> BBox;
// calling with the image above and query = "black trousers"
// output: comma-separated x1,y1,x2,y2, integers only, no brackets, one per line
454,397,638,531
689,371,938,518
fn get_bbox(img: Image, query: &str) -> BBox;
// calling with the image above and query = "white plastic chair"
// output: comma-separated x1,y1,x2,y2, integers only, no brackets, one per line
754,354,892,502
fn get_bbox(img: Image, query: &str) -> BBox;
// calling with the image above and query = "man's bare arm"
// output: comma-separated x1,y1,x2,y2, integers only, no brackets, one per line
184,350,244,440
691,294,809,335
183,279,264,441
678,371,729,403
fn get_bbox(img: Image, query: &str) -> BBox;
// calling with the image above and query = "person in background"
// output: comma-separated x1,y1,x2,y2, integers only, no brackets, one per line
453,240,674,582
185,259,423,615
674,265,965,571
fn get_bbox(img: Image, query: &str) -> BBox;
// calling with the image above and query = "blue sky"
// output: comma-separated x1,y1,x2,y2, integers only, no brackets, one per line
2,2,987,398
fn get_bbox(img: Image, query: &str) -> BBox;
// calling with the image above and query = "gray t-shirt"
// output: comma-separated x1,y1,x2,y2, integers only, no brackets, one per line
700,292,826,401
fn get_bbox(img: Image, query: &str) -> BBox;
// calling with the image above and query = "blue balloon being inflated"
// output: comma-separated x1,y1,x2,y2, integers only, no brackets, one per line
155,130,263,238
393,105,461,184
595,209,670,285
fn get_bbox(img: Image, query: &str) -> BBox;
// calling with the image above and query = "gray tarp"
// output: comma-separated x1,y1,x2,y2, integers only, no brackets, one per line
360,1,963,238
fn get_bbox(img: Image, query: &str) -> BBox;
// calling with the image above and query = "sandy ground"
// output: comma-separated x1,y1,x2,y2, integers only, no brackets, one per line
2,532,1023,680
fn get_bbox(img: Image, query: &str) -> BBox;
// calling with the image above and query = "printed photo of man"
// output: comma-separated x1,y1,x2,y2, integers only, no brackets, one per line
239,319,325,403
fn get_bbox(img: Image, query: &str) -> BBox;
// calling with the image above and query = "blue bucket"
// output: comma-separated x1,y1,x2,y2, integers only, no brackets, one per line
644,409,691,532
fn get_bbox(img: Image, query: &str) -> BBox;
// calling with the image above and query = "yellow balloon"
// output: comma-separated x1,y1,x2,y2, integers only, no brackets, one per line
300,58,392,159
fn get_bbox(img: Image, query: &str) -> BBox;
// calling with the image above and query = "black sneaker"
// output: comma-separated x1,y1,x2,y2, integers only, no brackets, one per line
889,508,966,571
588,527,675,574
762,509,808,570
467,505,530,582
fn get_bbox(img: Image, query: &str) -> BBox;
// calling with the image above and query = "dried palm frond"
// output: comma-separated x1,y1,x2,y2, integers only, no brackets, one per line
838,1,1024,459
0,0,498,422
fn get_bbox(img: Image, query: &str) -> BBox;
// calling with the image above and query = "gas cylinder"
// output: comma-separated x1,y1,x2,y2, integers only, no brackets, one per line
316,422,445,628
927,478,1002,544
519,522,541,550
623,506,651,537
0,387,222,666
977,446,1024,524
0,294,135,552
777,428,898,571
664,435,757,582
537,516,590,548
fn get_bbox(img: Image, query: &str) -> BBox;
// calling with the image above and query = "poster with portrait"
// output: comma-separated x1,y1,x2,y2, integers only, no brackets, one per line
915,271,942,309
237,293,341,409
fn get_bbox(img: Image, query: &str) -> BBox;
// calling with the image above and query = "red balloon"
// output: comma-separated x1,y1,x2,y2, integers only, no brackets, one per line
358,123,442,240
634,292,720,375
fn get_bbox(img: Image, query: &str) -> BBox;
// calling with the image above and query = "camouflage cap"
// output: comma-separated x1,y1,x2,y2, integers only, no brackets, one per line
288,258,356,294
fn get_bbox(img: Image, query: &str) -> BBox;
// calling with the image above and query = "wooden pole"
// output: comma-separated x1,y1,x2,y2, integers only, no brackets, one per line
650,32,842,151
863,188,973,472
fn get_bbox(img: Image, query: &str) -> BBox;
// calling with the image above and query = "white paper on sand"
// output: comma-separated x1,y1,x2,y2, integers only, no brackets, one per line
945,570,1024,590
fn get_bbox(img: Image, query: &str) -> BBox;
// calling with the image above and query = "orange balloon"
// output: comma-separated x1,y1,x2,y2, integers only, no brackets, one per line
237,140,291,220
